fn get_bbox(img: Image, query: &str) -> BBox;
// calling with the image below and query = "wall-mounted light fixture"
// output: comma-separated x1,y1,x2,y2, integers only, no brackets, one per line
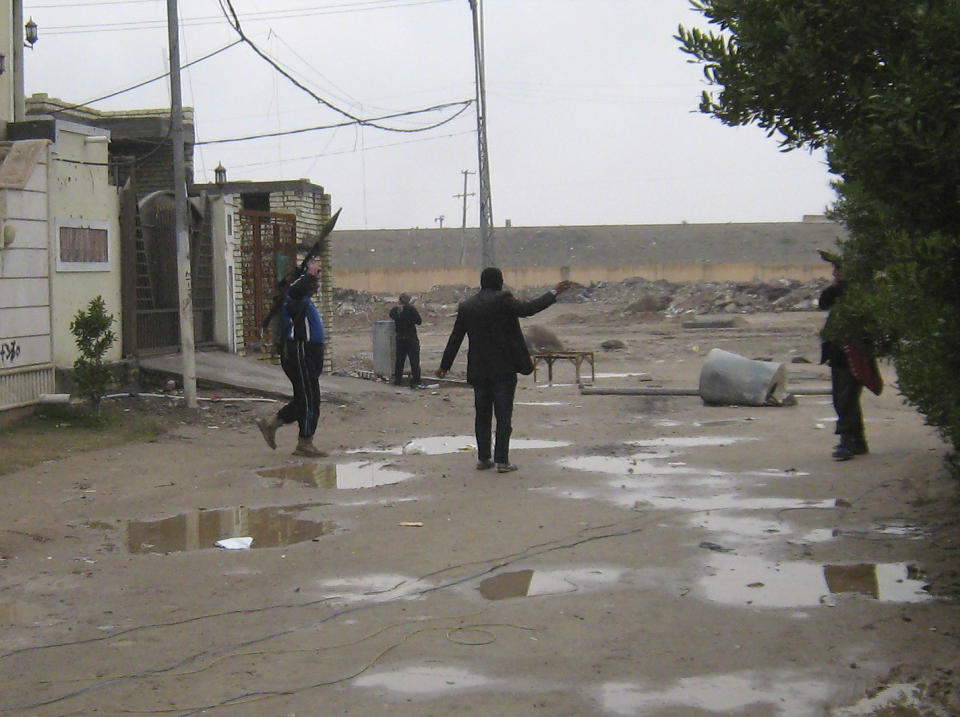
25,17,38,47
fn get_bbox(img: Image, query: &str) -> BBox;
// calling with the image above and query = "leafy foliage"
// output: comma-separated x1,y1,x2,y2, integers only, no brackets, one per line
69,296,117,408
678,0,960,464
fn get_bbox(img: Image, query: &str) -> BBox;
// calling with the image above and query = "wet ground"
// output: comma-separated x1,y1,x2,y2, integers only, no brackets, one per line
1,309,958,715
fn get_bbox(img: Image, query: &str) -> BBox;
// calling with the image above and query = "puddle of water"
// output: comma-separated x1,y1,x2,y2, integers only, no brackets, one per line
628,436,754,450
692,513,786,539
314,574,421,603
351,435,570,455
258,461,416,489
595,372,648,379
123,504,335,554
477,567,624,600
833,683,923,716
354,664,493,695
699,554,931,607
598,671,833,716
800,528,838,543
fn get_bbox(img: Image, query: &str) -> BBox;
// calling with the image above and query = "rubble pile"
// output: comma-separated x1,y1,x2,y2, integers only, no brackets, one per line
333,277,829,326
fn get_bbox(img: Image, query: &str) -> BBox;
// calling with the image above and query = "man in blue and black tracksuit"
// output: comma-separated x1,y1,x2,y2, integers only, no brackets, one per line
257,256,327,457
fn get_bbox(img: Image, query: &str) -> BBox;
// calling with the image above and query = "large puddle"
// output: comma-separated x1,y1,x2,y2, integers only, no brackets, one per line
350,434,570,456
699,555,931,607
477,567,624,600
355,663,494,695
597,670,834,716
122,503,335,553
258,460,416,489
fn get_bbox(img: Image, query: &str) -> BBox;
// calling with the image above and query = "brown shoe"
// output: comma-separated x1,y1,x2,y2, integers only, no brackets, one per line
293,437,328,458
496,463,518,473
256,416,280,450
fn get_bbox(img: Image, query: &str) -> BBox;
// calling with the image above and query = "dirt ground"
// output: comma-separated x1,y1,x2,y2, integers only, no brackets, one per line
1,299,959,716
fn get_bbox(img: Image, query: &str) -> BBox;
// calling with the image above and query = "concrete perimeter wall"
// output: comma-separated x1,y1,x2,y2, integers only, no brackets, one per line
337,262,831,294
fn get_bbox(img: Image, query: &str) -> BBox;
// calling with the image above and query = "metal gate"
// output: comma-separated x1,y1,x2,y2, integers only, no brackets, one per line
123,190,215,353
237,211,297,348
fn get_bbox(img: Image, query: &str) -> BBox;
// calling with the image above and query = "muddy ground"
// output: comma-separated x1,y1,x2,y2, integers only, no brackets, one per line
1,289,959,716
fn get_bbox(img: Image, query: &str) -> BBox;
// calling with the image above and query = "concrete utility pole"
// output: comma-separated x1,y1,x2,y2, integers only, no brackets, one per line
468,0,495,268
454,169,476,230
166,0,197,408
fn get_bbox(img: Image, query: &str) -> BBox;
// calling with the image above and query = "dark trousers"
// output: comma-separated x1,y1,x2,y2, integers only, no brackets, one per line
278,340,324,438
832,364,864,442
394,337,421,387
473,373,518,464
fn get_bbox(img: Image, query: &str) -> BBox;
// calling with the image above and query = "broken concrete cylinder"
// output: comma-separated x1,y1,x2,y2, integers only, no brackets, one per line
698,348,789,406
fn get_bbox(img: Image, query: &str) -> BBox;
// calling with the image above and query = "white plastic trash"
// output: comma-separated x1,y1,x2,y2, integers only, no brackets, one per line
698,348,789,406
215,537,253,550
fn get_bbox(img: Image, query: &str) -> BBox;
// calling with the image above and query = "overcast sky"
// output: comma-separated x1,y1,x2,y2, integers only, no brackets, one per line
24,0,837,230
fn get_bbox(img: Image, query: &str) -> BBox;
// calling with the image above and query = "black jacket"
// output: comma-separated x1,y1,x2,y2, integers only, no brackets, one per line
440,288,556,384
389,303,421,340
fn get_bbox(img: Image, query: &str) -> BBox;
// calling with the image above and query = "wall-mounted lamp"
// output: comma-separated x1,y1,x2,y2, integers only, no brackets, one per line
215,163,226,185
25,17,38,48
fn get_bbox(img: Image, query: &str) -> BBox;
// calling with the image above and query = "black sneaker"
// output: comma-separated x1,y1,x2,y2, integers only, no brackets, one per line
476,459,494,470
832,444,854,461
496,463,518,473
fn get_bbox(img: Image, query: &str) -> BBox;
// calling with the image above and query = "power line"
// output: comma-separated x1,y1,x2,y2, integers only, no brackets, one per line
205,129,473,171
196,101,471,145
37,0,456,35
215,0,472,134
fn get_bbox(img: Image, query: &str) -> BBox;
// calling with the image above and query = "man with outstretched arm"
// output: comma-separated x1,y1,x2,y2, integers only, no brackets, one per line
436,267,575,473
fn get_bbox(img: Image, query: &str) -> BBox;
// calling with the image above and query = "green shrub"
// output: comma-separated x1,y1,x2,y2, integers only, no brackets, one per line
69,296,117,408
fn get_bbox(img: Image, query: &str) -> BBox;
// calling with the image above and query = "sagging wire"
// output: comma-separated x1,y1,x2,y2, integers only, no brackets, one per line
196,101,475,146
216,0,473,134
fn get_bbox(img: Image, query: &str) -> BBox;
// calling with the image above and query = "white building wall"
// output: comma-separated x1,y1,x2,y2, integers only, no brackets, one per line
0,139,54,410
47,121,122,368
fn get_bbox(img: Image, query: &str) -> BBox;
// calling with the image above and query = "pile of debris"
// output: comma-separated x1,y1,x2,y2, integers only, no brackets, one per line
333,277,829,325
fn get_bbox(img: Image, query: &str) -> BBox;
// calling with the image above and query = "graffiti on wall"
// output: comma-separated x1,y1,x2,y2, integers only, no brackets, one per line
0,339,22,366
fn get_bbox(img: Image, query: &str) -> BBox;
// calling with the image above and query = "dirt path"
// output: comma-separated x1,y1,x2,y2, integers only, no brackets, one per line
1,309,958,716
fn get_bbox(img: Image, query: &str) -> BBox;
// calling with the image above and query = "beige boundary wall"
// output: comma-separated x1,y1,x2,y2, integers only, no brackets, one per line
336,262,832,295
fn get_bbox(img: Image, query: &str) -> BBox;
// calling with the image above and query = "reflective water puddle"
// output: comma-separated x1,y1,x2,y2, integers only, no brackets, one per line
552,438,822,514
122,504,335,553
699,554,931,607
355,664,494,695
313,574,422,603
351,434,570,455
258,460,416,489
477,567,624,600
595,372,649,379
598,670,833,716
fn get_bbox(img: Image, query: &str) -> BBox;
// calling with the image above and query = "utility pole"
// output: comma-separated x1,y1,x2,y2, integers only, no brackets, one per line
469,0,495,268
435,215,445,230
453,169,476,230
166,0,197,408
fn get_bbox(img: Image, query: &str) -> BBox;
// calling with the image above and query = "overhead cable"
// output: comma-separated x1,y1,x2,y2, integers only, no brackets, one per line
216,0,472,133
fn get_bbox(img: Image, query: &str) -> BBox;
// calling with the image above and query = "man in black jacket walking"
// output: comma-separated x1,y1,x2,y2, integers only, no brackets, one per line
436,267,574,473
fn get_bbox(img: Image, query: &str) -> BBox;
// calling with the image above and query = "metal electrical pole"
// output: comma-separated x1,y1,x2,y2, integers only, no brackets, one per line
468,0,495,268
166,0,197,408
